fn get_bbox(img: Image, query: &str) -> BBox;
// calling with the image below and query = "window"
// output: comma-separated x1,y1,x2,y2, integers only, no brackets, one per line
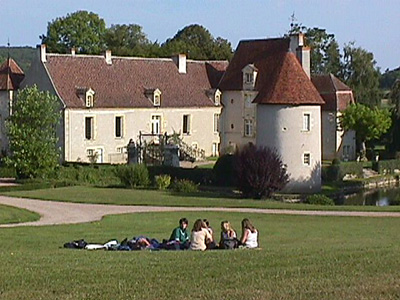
85,117,94,140
244,119,253,137
151,115,161,134
212,143,219,157
115,116,123,138
183,115,191,134
245,73,254,84
303,153,311,166
154,94,161,106
213,114,220,133
303,113,311,131
117,146,127,153
86,94,93,108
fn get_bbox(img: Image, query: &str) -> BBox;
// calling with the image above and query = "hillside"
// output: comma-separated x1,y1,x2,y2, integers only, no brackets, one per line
0,46,36,72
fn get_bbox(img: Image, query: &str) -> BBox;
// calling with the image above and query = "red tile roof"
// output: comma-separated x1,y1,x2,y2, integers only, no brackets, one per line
219,38,324,105
312,74,354,111
44,54,228,108
0,58,25,90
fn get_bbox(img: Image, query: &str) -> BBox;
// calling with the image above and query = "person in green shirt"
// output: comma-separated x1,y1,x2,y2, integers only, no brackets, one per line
169,218,190,249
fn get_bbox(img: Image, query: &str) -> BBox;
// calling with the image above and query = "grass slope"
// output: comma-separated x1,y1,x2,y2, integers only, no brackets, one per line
4,185,400,212
0,211,399,299
0,204,39,224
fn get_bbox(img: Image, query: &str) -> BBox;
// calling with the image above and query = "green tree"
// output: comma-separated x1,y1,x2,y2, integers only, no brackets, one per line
160,24,233,60
388,80,400,153
340,103,391,159
40,11,107,54
104,24,160,57
289,25,341,76
6,85,60,179
342,42,381,106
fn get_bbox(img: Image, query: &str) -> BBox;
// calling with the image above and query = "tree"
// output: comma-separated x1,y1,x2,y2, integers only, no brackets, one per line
40,11,107,54
342,42,381,106
160,24,233,60
104,24,160,57
6,85,60,178
289,25,341,76
388,80,400,153
235,144,289,199
340,103,391,159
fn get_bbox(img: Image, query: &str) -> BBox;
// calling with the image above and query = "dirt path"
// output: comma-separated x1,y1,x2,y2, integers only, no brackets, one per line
1,195,400,228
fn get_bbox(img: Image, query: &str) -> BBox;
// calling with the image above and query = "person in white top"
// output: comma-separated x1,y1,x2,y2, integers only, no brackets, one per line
190,219,213,251
240,218,258,248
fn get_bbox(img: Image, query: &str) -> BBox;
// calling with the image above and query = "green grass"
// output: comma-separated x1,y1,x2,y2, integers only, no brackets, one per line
4,185,400,212
0,204,40,225
0,211,399,299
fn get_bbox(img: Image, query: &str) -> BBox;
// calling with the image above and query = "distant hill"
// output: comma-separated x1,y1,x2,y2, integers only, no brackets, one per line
380,67,400,90
0,46,36,73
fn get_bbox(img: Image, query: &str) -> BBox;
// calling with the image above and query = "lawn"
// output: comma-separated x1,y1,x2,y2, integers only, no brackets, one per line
0,211,399,299
0,204,39,224
4,185,400,212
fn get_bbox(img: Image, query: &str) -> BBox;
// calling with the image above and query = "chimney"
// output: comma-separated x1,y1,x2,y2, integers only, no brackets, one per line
70,48,76,56
172,54,186,74
38,44,46,63
289,33,310,78
105,50,112,65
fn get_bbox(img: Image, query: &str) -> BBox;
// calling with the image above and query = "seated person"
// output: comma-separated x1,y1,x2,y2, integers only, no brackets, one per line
169,218,190,249
240,218,258,248
219,221,238,249
203,219,217,249
190,219,213,251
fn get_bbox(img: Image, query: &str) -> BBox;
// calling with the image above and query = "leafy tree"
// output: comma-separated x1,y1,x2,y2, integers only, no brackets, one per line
387,80,400,153
341,42,381,106
161,24,233,60
104,24,160,57
235,144,289,199
40,11,107,54
380,67,400,90
340,103,391,159
289,25,341,76
6,85,60,179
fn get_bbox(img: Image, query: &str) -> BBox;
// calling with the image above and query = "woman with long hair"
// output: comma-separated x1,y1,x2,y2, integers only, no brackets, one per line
240,218,258,248
219,221,238,249
190,219,213,251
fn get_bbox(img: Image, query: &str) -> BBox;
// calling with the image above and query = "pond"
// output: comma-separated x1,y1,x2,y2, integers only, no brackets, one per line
339,186,400,206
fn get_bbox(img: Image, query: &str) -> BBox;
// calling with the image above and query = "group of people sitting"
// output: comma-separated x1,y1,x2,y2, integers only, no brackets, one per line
63,218,258,251
169,217,258,251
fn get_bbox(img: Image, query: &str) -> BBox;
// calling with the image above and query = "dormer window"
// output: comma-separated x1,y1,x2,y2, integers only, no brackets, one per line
206,89,222,106
76,87,95,108
145,88,162,107
242,64,258,90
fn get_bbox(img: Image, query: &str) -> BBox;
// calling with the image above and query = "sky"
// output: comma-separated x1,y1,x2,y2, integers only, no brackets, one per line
1,0,399,70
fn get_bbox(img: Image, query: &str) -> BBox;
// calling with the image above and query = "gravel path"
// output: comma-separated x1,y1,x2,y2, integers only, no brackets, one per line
1,195,400,228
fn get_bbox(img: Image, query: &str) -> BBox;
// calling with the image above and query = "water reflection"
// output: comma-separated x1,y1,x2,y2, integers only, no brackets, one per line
341,187,400,206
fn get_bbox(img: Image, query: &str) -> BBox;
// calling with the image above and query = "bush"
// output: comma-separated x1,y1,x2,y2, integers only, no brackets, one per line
236,144,289,199
116,164,150,188
325,160,363,182
304,194,335,206
57,164,121,186
171,179,199,193
148,166,214,185
372,159,400,174
213,154,236,186
155,174,171,190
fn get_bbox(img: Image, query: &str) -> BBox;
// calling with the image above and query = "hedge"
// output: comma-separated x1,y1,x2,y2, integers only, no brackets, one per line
323,161,363,182
148,166,214,185
372,159,400,174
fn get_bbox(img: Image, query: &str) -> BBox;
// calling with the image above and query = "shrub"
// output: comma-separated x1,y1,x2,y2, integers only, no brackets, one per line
325,160,363,182
116,164,150,188
304,194,335,206
171,179,199,193
372,159,400,174
155,174,171,190
148,166,213,185
57,164,121,186
235,144,289,199
213,154,236,186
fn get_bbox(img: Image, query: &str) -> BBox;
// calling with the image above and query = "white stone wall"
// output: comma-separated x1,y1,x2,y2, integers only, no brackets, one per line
322,111,356,161
256,104,322,193
220,90,257,152
0,91,11,152
65,107,221,163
